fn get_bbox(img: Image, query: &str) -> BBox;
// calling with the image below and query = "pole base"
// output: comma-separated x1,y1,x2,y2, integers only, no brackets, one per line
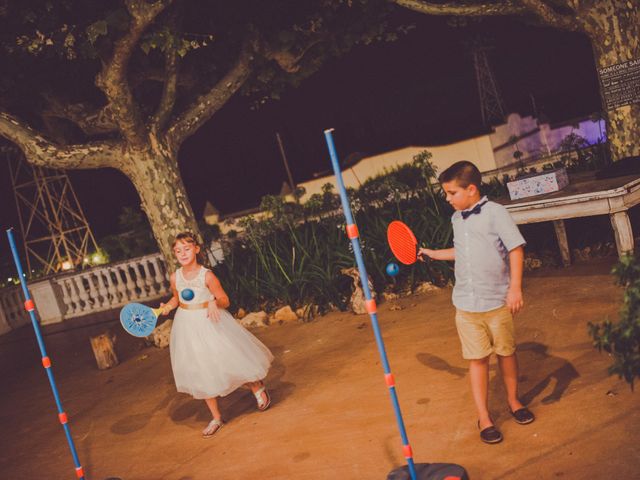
387,463,469,480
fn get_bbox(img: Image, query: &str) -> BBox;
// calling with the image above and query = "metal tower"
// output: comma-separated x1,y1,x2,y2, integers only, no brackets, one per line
5,147,99,276
472,42,507,127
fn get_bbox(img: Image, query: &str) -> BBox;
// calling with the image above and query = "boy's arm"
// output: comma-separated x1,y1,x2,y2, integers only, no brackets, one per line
418,247,455,261
506,246,524,314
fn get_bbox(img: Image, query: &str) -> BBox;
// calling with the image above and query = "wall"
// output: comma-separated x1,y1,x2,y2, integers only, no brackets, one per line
297,135,497,202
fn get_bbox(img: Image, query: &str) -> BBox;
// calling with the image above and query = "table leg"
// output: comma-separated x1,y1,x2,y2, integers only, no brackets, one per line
553,220,571,267
610,210,634,257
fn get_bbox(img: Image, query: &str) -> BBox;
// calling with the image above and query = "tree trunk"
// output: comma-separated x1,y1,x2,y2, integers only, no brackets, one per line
586,0,640,161
121,144,201,271
90,332,119,370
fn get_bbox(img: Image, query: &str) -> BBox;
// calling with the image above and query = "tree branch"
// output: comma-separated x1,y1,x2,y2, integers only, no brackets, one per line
392,0,527,16
42,97,119,136
0,110,121,169
394,0,581,31
150,18,180,134
166,35,255,148
95,0,173,145
263,38,325,73
518,0,580,31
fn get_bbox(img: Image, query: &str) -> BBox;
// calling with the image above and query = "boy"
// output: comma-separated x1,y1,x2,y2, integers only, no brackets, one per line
419,160,534,444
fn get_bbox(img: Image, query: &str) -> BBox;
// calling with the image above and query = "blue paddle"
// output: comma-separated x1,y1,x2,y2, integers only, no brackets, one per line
119,303,162,337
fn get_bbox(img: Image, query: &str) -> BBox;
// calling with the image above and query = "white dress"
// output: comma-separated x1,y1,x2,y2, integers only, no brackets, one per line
169,267,273,399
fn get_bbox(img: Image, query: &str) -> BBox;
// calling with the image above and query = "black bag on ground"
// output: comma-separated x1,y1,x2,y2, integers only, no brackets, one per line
387,462,469,480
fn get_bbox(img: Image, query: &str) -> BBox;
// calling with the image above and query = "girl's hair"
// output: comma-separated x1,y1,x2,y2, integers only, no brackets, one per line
172,231,200,248
172,231,208,265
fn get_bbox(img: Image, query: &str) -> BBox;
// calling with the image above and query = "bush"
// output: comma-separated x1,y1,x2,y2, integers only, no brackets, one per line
589,254,640,390
212,150,454,314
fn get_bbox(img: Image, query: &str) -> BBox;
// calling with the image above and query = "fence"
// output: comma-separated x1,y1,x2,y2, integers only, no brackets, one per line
0,253,171,334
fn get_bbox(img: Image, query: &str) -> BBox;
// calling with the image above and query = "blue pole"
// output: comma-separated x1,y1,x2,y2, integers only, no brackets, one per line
323,129,418,480
6,228,86,480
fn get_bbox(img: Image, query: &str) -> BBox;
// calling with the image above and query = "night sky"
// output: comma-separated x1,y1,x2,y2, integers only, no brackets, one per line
0,13,600,245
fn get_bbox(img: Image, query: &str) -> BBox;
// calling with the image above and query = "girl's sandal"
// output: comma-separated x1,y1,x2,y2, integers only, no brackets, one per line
202,418,223,438
254,385,271,411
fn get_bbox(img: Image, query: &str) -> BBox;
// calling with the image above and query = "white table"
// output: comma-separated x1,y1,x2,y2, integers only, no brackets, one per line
499,172,640,266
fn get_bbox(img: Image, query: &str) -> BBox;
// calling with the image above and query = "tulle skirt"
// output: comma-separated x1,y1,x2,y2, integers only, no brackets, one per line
169,307,273,399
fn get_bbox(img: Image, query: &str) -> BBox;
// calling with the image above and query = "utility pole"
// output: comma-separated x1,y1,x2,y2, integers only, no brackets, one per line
275,132,296,194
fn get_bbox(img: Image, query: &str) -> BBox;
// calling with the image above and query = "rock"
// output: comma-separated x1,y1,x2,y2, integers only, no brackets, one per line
413,282,439,295
236,308,247,319
296,304,318,321
382,291,399,301
274,305,299,323
389,304,403,311
341,267,376,314
240,311,269,328
149,319,173,348
524,256,542,270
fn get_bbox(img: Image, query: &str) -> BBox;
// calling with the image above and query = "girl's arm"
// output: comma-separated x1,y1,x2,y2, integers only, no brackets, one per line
418,247,455,261
159,273,179,315
205,270,230,322
506,245,524,314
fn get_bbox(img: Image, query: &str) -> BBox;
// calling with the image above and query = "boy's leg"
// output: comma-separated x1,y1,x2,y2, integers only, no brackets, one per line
469,356,493,429
497,353,525,413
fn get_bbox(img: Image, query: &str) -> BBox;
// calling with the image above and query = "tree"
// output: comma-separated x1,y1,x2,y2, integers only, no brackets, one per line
392,0,639,162
0,0,398,266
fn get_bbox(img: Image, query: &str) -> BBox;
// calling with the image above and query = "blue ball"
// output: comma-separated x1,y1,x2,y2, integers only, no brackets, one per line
180,288,195,301
385,262,400,277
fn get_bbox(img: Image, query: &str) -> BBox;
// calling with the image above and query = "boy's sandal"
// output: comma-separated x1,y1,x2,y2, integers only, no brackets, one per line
254,386,271,411
478,421,503,444
202,418,223,438
510,407,535,425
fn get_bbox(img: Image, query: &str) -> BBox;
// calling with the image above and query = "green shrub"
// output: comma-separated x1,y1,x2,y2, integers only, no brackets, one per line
213,150,454,315
589,254,640,390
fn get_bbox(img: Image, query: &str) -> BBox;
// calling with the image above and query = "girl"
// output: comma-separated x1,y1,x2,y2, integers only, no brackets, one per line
159,232,274,438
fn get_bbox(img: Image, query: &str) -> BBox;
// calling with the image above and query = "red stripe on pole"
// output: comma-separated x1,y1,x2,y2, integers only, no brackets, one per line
59,412,68,424
75,466,84,478
24,299,35,312
365,299,377,314
385,373,395,387
42,356,51,368
346,224,359,239
443,477,462,480
402,444,413,458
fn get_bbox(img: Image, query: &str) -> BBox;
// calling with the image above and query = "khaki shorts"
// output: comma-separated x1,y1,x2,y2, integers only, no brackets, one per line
455,305,515,359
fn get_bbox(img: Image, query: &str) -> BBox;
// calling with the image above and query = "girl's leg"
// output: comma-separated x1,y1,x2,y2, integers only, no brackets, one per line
469,356,492,429
497,353,525,412
244,380,270,408
204,397,222,421
202,397,223,437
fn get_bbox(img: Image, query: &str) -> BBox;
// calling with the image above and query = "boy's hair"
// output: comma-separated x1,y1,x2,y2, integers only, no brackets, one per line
438,161,482,189
172,231,200,248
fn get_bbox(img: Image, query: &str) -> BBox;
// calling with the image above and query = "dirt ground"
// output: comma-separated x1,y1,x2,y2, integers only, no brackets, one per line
1,257,639,480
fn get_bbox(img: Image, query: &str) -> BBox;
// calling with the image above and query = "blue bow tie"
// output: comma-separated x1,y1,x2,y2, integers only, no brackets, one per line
461,200,488,219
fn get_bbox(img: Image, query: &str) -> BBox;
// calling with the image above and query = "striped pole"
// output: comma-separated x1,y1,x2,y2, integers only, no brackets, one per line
6,228,86,480
323,129,418,480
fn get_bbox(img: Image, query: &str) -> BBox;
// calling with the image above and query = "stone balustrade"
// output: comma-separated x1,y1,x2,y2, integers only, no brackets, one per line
0,286,30,334
53,253,171,318
0,252,172,334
